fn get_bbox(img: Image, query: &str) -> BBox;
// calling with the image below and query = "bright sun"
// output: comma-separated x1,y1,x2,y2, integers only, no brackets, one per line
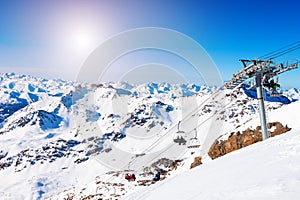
62,21,103,55
72,30,93,49
67,27,100,55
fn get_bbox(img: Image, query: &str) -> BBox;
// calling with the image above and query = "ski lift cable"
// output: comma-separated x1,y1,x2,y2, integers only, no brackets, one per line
116,89,225,171
113,82,267,180
261,45,300,61
135,90,221,161
142,90,222,153
143,98,235,166
258,40,300,59
100,89,224,184
185,84,267,136
140,88,223,153
258,41,300,60
143,91,236,163
265,44,300,60
269,45,300,59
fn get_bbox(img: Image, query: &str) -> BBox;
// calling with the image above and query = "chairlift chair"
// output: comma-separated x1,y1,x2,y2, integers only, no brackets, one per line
188,128,201,149
173,121,187,145
262,75,283,97
270,90,283,97
269,76,283,97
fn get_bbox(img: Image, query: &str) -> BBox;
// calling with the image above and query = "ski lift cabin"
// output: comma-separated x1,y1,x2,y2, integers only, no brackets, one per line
173,121,187,145
262,71,283,97
188,128,201,149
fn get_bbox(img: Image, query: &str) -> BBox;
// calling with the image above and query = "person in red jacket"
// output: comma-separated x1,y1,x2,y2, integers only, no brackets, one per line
131,173,136,181
125,173,136,181
125,173,131,181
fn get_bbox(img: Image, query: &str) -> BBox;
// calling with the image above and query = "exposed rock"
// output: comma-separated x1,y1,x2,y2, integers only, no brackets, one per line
0,139,83,172
150,158,181,174
190,156,202,169
208,122,291,160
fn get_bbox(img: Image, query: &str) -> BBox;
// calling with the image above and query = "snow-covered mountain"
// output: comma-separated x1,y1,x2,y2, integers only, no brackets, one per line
0,73,299,200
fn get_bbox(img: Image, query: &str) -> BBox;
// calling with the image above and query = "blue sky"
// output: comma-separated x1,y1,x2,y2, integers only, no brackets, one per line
0,0,299,87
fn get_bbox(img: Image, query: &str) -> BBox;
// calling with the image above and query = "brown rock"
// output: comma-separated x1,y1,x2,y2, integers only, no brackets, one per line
190,156,202,169
208,122,291,160
208,140,224,160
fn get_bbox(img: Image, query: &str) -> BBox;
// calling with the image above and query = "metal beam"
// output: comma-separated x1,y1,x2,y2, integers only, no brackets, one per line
255,74,269,140
224,60,298,90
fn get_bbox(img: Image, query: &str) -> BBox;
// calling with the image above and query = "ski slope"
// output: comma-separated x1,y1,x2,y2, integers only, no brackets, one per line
124,129,300,200
123,101,300,200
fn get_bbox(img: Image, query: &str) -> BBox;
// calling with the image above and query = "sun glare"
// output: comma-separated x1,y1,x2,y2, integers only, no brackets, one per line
72,30,94,50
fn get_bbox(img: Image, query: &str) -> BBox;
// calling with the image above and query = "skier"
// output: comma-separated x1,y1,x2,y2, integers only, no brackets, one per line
263,78,271,88
269,79,280,91
131,173,136,181
125,173,131,181
125,173,136,181
153,171,160,181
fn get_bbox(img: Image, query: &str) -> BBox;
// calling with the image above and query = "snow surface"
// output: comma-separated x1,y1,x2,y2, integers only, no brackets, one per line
124,129,300,200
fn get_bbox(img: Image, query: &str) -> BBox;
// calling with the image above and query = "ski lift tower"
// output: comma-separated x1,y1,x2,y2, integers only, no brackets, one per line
224,59,298,140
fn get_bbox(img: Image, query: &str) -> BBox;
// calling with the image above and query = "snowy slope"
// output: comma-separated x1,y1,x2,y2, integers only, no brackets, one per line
124,129,300,200
123,96,300,200
0,73,299,199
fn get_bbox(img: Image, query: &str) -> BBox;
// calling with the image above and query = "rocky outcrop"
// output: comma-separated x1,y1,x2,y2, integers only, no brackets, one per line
208,122,291,160
0,139,83,172
190,156,202,169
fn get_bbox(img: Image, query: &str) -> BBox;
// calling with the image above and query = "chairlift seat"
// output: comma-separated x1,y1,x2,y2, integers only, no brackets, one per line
187,128,201,149
270,92,283,97
173,121,186,145
174,135,187,145
188,138,200,149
